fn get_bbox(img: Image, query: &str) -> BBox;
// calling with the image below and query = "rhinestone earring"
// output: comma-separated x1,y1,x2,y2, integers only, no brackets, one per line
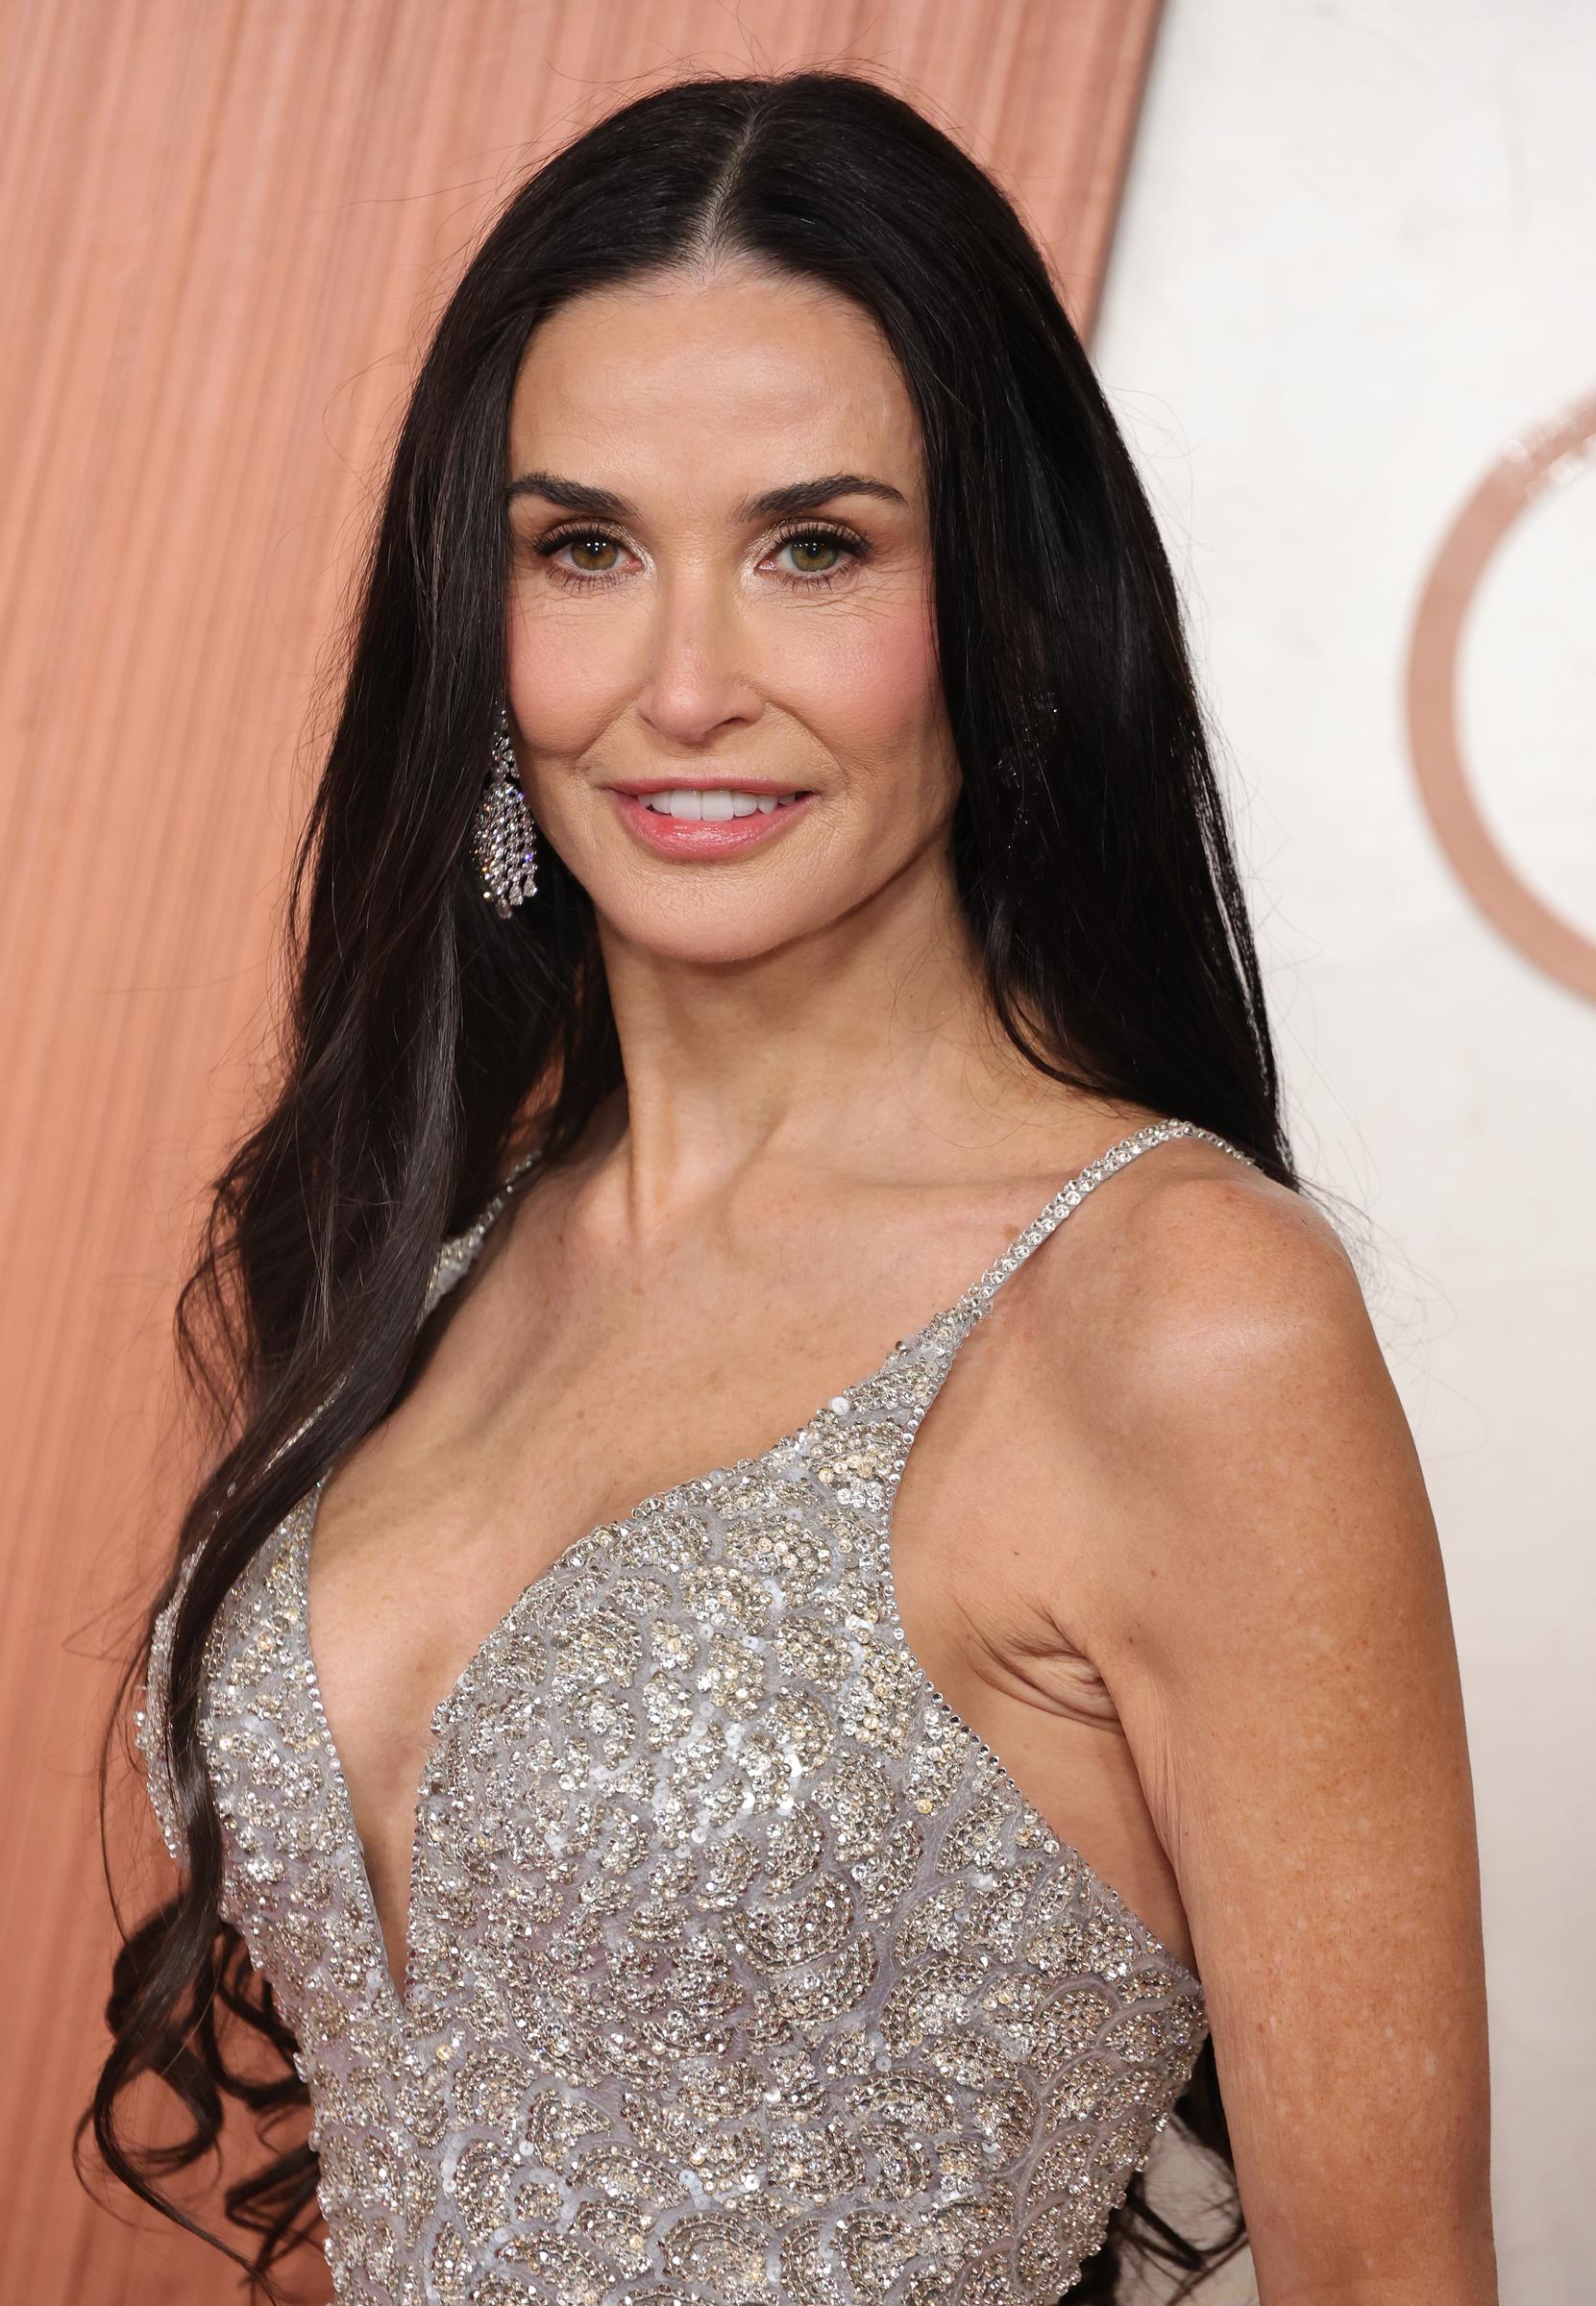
473,702,538,915
996,684,1058,816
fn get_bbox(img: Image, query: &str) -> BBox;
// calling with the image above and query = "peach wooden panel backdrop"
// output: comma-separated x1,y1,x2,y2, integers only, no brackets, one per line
0,2,1161,2293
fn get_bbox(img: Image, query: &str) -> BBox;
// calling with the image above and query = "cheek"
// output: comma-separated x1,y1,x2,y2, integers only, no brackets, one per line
809,607,943,751
503,600,624,755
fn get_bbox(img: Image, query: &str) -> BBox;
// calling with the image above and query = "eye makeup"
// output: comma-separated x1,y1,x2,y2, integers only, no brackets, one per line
528,518,872,593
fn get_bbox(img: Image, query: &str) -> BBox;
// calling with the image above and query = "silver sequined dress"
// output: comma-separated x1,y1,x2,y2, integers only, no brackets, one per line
139,1117,1257,2303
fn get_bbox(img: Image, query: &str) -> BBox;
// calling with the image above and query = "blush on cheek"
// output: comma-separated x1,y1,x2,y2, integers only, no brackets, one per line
813,610,943,752
503,620,625,759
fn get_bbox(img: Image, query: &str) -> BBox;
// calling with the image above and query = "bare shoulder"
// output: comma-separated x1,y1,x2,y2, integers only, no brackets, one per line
1003,1152,1492,2291
1062,1132,1367,1372
1013,1135,1436,1656
1081,1138,1377,1429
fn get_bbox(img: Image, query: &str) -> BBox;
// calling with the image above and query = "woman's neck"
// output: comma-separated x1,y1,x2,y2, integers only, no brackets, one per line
585,909,1111,1229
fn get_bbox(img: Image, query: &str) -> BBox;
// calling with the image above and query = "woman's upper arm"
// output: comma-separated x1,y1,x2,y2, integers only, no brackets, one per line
1066,1169,1497,2304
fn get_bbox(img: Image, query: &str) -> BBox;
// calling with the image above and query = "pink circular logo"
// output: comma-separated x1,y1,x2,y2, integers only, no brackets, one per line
1406,389,1596,1005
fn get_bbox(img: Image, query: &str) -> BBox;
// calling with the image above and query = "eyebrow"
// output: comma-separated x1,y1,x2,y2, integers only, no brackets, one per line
504,469,908,520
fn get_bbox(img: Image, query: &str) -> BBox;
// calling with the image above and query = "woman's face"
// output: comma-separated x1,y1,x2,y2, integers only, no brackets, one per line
503,261,961,964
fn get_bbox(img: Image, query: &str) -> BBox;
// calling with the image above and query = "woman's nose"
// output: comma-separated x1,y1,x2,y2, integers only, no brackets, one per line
632,576,761,746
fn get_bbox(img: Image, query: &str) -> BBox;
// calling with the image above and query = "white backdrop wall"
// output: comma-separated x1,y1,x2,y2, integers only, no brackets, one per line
1093,4,1595,2299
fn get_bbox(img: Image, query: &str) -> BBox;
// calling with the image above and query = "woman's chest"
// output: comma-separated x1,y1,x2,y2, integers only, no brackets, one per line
208,1365,960,2017
189,1453,1204,2305
297,1321,1059,1983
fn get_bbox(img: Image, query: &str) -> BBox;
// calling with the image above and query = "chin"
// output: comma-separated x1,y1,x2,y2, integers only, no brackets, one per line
595,885,834,967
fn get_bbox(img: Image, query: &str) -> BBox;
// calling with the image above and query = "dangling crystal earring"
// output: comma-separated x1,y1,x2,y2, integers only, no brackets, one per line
473,702,538,915
996,684,1058,821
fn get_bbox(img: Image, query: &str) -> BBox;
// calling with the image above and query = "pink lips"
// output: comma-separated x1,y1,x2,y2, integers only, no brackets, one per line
606,787,816,860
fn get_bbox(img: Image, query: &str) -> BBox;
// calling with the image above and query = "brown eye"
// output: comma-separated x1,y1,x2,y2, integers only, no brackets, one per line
783,533,843,575
566,534,621,572
533,525,629,581
771,526,865,583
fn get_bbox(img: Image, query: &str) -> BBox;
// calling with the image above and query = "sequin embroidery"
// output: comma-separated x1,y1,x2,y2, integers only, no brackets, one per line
138,1118,1257,2302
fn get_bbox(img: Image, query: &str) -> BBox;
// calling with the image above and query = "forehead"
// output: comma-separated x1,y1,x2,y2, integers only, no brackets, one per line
506,263,922,495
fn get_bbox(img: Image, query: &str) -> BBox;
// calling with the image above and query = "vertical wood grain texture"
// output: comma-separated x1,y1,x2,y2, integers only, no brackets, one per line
0,2,1162,2291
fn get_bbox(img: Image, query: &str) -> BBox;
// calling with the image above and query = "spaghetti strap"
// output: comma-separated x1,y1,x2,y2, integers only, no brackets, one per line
265,1151,547,1482
948,1115,1259,1334
421,1146,543,1318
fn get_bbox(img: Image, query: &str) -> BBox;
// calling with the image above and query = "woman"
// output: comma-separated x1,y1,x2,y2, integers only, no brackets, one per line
86,67,1496,2306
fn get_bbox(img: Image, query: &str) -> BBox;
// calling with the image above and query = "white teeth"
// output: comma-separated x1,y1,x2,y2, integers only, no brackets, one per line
639,789,800,818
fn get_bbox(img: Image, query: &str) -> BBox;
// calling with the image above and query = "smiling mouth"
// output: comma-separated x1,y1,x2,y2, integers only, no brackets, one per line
605,782,818,856
630,787,809,820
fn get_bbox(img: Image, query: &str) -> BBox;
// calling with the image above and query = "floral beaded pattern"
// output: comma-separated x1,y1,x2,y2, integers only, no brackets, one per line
138,1117,1258,2304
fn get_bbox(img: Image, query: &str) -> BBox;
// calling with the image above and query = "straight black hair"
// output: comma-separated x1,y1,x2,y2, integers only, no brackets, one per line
84,66,1276,2298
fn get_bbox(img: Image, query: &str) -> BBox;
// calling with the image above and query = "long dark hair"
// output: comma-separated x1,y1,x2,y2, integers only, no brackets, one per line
83,65,1281,2299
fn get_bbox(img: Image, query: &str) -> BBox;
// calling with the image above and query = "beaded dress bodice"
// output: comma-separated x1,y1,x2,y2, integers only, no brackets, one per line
139,1117,1256,2305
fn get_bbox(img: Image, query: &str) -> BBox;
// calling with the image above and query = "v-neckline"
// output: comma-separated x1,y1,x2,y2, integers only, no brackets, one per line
294,1296,965,2024
290,1118,1221,2024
